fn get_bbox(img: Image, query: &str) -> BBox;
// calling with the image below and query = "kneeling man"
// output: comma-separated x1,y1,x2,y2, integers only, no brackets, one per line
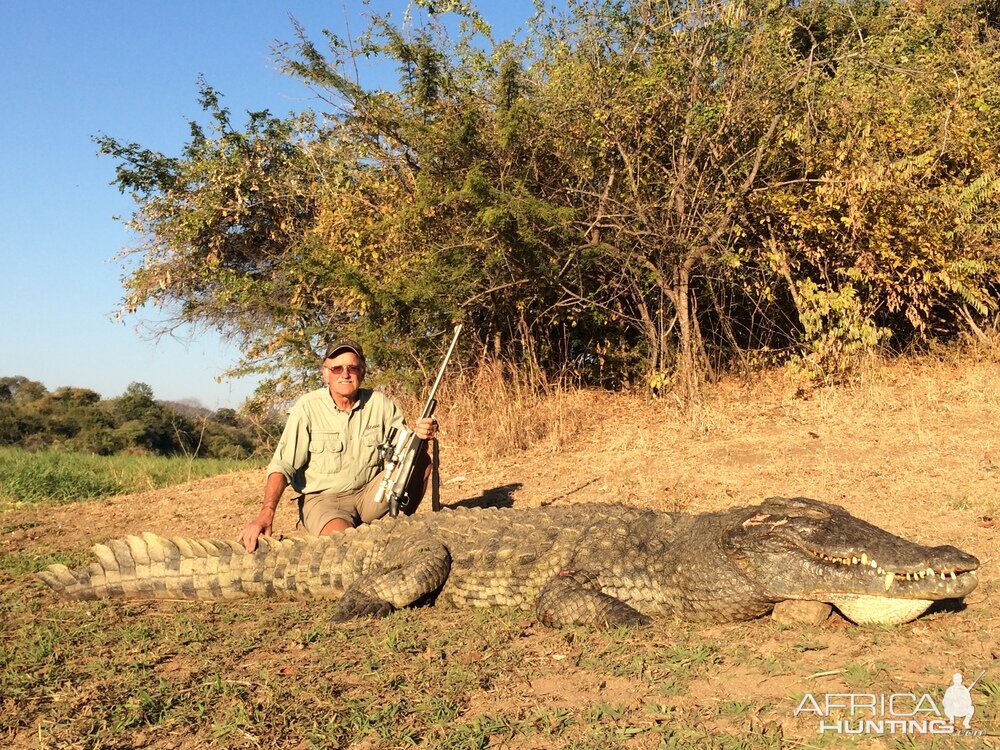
241,339,436,552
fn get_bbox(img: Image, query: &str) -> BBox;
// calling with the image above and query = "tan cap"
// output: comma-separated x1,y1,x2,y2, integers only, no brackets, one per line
323,338,365,362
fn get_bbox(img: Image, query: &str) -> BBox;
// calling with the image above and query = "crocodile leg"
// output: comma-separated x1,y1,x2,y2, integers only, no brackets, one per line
536,569,651,628
332,536,452,622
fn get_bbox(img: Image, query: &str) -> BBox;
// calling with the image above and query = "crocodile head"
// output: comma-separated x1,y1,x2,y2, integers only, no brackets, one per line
724,497,979,624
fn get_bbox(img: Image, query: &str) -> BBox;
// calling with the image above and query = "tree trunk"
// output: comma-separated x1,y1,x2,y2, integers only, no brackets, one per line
674,263,710,400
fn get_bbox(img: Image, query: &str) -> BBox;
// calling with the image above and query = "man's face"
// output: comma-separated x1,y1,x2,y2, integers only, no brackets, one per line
323,351,364,401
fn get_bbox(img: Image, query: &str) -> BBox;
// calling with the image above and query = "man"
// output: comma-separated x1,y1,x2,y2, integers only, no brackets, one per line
240,339,437,552
943,672,976,730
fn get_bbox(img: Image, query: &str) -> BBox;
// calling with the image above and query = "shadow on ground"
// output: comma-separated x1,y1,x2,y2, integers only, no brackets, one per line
446,483,521,509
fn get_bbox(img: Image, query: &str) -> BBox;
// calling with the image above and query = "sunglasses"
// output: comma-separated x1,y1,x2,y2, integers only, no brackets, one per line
326,364,361,376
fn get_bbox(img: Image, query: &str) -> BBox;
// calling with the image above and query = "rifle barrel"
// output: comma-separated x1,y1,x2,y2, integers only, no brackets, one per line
420,324,463,417
967,670,987,691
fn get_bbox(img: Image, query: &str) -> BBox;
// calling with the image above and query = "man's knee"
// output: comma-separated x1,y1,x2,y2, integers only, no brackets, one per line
319,517,354,535
302,491,357,535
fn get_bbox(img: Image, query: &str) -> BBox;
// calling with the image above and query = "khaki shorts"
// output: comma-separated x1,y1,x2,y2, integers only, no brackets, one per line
299,448,432,535
299,475,389,535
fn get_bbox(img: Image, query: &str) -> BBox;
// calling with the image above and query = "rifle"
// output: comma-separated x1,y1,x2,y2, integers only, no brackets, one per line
374,324,463,516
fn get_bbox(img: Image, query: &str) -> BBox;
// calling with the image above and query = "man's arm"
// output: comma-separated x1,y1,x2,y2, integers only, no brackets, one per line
240,472,289,552
241,399,312,551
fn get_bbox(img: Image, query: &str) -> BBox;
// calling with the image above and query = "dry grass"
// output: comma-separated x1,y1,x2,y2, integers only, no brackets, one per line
415,359,602,459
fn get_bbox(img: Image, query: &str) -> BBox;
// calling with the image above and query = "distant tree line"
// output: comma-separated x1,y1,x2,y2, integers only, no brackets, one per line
99,0,1000,402
0,376,277,458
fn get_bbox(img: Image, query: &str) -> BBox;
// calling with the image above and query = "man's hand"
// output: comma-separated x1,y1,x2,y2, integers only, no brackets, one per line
243,473,289,552
241,512,273,552
413,416,438,441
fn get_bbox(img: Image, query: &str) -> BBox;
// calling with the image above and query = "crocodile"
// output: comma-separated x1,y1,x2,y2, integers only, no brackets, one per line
37,496,979,627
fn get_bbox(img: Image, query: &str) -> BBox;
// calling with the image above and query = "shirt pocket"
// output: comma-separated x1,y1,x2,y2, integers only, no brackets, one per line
362,426,383,468
309,432,344,475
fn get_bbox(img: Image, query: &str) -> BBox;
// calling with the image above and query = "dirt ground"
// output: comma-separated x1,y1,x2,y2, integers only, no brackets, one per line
4,351,1000,748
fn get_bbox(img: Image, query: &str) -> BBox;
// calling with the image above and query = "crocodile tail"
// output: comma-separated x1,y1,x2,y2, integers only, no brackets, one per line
36,533,349,601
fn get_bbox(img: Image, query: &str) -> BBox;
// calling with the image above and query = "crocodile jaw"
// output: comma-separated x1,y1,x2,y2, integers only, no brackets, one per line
827,595,934,625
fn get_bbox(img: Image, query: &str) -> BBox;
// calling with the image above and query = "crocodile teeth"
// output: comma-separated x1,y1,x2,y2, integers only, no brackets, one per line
884,571,894,591
950,572,956,580
926,567,935,576
852,557,859,565
861,553,869,566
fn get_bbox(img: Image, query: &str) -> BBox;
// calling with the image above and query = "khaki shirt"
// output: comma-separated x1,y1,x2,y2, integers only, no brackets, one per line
266,387,405,495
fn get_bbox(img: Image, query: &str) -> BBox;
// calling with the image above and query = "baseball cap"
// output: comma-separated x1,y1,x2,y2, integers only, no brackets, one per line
323,338,365,362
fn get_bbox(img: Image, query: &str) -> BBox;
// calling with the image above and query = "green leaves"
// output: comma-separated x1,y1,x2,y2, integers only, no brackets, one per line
102,0,1000,404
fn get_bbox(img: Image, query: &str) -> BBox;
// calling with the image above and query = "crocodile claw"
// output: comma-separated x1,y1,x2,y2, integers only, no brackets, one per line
331,590,396,621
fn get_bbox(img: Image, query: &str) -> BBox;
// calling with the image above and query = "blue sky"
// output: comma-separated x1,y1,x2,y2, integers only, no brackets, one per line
0,1,534,409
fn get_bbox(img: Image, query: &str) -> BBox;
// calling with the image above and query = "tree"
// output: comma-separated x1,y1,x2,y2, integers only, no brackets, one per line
99,0,1000,401
98,83,326,403
0,376,48,404
212,407,239,427
523,0,818,394
741,0,1000,379
115,382,157,421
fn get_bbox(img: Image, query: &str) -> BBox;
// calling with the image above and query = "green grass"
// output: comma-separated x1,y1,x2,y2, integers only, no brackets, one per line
0,446,260,506
4,577,991,750
0,546,88,577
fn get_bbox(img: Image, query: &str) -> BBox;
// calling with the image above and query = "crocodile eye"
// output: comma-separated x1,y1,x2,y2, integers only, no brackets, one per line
761,497,832,520
782,502,831,520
